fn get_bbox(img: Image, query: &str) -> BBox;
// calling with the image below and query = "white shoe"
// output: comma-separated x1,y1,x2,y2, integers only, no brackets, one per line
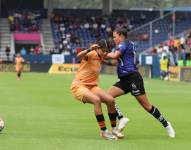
166,122,175,138
100,130,118,140
111,127,124,139
118,117,129,132
164,76,169,80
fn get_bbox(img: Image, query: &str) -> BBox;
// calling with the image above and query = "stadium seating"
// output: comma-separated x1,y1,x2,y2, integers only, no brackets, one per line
7,9,47,33
3,8,191,56
131,12,191,52
51,9,159,54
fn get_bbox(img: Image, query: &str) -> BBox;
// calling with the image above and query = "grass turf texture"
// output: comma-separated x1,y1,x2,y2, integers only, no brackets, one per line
0,72,191,150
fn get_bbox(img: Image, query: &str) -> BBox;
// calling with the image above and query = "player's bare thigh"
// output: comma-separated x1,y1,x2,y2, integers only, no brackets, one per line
91,86,114,103
71,84,101,104
107,86,125,98
16,66,22,72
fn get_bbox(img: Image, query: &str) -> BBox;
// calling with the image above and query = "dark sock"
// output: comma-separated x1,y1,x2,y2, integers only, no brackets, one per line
108,113,117,128
18,72,21,77
96,114,107,131
115,103,124,120
149,106,168,127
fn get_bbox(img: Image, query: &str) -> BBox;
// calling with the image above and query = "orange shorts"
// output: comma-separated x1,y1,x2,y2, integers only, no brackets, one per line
70,80,101,103
15,65,23,72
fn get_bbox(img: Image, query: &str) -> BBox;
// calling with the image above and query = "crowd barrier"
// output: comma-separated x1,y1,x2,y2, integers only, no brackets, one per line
169,66,191,82
1,54,190,82
101,64,151,78
0,64,30,72
49,64,80,74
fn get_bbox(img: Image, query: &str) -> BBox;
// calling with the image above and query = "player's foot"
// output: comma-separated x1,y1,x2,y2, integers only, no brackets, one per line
164,76,169,80
118,117,129,132
165,122,175,138
111,127,124,139
100,130,117,140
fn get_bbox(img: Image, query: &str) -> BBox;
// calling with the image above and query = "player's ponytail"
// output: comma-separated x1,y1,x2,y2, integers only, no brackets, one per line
114,25,128,38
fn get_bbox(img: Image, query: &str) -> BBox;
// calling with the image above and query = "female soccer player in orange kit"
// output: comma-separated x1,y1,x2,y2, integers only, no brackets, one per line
15,54,24,80
71,39,123,140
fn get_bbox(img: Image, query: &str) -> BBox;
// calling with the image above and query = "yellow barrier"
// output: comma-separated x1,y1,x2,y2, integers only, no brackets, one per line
169,66,180,81
0,64,30,72
49,64,80,74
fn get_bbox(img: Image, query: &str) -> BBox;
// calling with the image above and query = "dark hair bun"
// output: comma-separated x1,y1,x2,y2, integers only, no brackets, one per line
122,25,128,30
96,39,111,52
114,25,128,37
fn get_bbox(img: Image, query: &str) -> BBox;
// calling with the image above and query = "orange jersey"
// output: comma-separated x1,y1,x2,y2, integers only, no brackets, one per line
15,57,24,71
73,50,102,86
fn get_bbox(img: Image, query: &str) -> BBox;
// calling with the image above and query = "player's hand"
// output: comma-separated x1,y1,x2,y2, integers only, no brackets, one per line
90,44,98,49
90,44,99,50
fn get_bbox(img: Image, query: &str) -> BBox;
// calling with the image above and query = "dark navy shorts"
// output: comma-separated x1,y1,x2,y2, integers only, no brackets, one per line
113,72,145,96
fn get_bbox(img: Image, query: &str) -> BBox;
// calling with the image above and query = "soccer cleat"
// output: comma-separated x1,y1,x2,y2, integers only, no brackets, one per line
164,76,169,81
111,127,124,139
100,130,118,140
165,122,175,138
118,117,129,132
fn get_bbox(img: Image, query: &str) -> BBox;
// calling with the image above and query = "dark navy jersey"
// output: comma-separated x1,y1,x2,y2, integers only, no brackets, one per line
116,40,138,78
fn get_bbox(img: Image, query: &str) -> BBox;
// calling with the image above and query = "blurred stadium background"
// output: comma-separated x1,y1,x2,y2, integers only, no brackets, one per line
0,0,191,150
0,0,191,79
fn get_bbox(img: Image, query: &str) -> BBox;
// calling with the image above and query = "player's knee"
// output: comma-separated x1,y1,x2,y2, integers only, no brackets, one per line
105,96,115,105
93,97,101,105
108,96,115,103
107,90,112,95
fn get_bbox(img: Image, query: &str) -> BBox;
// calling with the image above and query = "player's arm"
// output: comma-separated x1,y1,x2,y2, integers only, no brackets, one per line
107,50,121,59
77,48,91,60
102,59,117,66
77,44,98,60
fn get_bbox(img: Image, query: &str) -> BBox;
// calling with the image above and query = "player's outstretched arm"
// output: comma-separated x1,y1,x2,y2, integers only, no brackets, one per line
102,59,117,66
107,51,121,59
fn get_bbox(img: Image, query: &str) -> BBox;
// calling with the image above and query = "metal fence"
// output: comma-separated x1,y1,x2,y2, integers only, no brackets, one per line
128,11,191,52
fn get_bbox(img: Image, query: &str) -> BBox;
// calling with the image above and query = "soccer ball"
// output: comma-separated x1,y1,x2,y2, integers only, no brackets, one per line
0,118,5,132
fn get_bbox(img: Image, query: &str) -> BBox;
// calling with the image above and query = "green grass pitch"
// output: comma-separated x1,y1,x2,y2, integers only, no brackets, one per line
0,72,191,150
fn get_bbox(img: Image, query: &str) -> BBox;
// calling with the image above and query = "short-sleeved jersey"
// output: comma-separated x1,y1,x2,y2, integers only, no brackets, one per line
74,50,102,86
116,40,138,78
15,57,24,66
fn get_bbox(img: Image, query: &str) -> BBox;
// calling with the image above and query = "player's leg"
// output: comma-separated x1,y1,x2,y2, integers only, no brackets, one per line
18,71,21,79
71,84,106,131
164,71,169,80
81,88,116,140
16,70,20,80
92,87,116,127
16,66,22,80
92,87,123,138
107,86,125,119
16,66,19,80
130,72,167,126
108,85,129,131
134,94,175,138
131,72,175,138
160,71,164,80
